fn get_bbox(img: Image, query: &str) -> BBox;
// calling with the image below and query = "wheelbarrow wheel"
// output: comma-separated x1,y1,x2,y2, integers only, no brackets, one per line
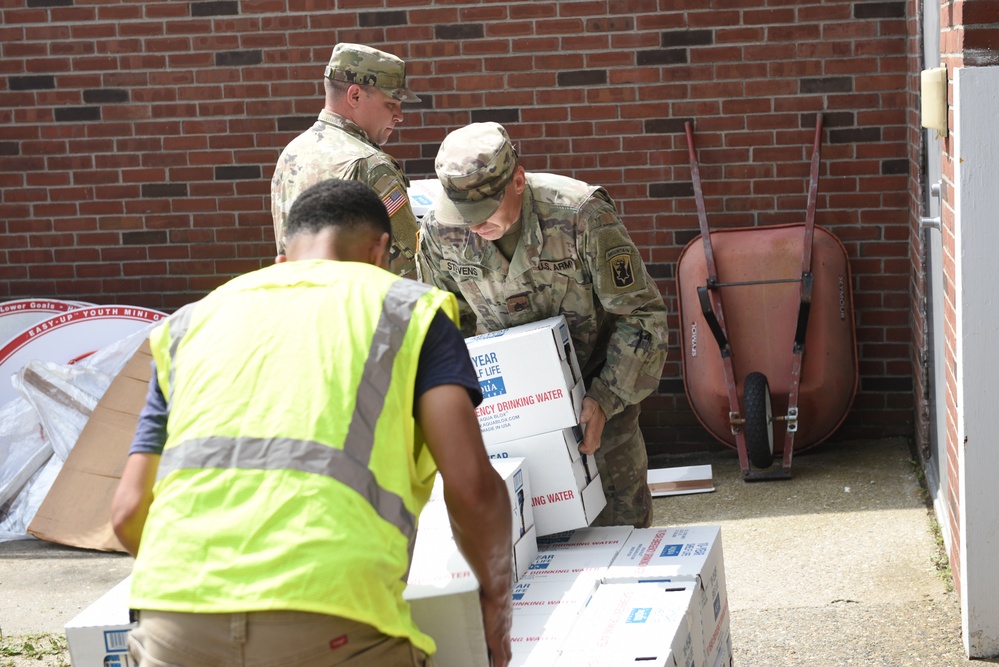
743,372,774,468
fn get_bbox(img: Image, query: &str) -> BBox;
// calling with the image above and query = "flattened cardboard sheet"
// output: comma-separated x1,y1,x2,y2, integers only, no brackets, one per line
27,339,153,551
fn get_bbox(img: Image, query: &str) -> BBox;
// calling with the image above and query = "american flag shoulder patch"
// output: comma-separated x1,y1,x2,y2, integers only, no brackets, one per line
381,185,408,217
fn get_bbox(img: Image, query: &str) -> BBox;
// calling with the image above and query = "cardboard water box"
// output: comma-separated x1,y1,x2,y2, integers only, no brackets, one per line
418,457,538,582
509,615,564,667
406,458,538,667
511,576,600,620
466,315,584,446
553,581,702,667
509,573,604,667
407,177,443,220
605,525,730,667
487,426,605,536
712,622,734,667
405,523,488,667
64,576,136,667
509,529,632,667
520,527,633,585
491,456,540,578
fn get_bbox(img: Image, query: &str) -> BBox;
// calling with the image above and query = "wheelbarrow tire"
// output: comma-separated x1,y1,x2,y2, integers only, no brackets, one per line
743,372,775,468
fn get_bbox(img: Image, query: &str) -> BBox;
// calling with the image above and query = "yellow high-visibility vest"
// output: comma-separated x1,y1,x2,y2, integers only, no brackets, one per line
129,259,458,655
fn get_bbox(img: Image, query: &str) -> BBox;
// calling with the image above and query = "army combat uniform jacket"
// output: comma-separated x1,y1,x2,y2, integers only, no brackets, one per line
418,172,669,421
271,110,419,278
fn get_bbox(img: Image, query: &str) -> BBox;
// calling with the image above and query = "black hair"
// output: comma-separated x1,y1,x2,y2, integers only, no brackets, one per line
285,179,392,240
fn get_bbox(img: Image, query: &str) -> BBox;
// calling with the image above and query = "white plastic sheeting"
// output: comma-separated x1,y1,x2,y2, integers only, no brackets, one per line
0,325,154,542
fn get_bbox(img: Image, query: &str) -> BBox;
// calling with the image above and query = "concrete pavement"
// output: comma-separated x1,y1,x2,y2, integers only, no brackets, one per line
650,436,992,666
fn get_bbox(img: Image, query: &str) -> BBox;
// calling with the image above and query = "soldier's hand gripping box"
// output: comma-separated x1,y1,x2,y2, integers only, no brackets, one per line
466,316,585,446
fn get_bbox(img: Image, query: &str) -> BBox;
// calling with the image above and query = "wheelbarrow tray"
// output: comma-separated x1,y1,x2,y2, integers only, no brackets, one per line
675,221,858,454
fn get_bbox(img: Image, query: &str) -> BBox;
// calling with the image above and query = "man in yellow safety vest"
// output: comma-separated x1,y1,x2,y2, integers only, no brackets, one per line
112,179,513,667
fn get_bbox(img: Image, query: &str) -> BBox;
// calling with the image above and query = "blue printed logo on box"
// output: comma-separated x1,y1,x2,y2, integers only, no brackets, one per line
480,377,506,398
660,544,683,557
626,608,652,624
411,194,433,206
103,654,135,667
104,629,131,652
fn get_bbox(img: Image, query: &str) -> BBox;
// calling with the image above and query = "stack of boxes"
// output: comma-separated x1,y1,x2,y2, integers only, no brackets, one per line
466,316,607,535
605,525,732,667
402,316,733,667
508,526,732,667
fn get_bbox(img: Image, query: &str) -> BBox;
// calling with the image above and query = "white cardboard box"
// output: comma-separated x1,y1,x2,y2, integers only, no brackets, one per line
511,577,600,638
407,178,443,220
712,622,734,667
405,524,488,667
466,316,584,445
553,581,702,667
419,458,537,582
605,526,730,667
64,576,136,667
490,457,537,548
509,555,605,667
510,610,573,667
406,458,538,667
487,427,605,536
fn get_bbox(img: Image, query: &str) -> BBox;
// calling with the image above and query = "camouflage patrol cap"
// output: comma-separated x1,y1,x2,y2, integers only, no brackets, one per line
325,43,420,103
433,122,519,227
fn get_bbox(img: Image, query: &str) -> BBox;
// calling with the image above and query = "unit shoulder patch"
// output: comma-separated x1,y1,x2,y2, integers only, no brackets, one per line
605,246,640,291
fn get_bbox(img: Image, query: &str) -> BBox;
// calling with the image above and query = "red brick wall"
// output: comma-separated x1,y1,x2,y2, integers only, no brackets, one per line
0,0,915,456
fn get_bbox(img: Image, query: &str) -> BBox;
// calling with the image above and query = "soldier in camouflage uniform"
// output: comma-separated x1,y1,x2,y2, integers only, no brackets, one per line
271,43,422,278
418,122,669,528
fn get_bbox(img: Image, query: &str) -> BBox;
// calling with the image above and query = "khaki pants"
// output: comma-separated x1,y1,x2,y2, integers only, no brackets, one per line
128,610,435,667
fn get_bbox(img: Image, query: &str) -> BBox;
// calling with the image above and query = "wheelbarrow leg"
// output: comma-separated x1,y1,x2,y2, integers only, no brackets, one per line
776,112,825,475
685,122,756,479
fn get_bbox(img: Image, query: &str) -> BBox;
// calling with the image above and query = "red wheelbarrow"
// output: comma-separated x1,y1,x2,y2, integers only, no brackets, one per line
676,114,858,481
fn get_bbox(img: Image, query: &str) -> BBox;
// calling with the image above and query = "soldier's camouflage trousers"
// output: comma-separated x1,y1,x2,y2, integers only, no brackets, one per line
589,402,654,529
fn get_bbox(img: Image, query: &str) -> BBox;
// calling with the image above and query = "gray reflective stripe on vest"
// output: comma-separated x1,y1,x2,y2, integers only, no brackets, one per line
161,301,199,410
158,278,435,543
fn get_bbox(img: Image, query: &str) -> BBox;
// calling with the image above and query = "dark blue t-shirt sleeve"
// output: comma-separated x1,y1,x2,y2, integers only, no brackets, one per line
414,309,483,410
129,360,169,456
